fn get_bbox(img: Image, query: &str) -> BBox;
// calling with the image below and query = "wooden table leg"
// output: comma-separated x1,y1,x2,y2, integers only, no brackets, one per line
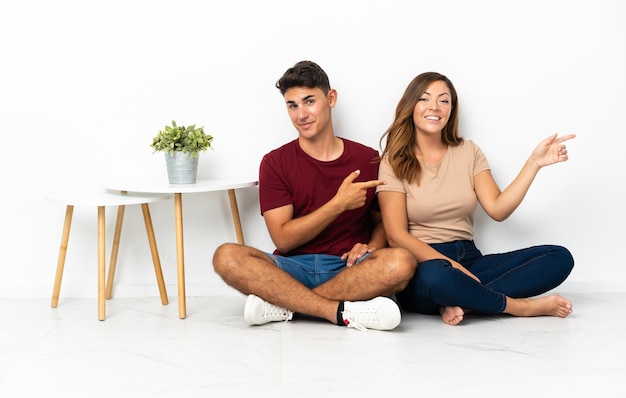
97,206,106,321
174,193,186,319
51,205,74,308
227,189,245,245
105,205,125,300
141,203,168,305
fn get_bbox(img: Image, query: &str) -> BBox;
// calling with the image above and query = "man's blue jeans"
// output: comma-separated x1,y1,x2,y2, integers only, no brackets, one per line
396,240,574,315
266,253,369,289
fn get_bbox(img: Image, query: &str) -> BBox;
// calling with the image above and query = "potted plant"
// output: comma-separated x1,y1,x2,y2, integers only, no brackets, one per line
150,120,214,184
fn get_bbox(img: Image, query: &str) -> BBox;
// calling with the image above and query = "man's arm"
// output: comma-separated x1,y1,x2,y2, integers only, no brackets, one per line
367,209,387,250
340,208,387,266
264,170,385,254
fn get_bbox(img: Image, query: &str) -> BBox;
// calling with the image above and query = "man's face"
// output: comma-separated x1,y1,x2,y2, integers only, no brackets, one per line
283,86,336,140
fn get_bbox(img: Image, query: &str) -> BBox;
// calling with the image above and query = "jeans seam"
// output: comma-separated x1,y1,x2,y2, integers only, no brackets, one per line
485,252,549,288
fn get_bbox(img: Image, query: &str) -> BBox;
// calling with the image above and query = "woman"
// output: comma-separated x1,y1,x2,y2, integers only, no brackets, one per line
377,72,575,326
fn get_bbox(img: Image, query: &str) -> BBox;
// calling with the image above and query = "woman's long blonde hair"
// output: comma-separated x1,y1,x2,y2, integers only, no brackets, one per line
380,72,462,185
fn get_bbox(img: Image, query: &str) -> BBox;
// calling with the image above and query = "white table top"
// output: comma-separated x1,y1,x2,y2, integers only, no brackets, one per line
106,177,258,194
45,187,172,207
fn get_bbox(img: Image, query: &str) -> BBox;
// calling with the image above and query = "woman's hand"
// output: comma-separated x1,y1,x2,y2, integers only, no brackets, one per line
532,133,576,168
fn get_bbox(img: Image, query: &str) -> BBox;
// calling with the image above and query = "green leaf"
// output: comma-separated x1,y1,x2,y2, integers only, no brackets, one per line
151,120,214,154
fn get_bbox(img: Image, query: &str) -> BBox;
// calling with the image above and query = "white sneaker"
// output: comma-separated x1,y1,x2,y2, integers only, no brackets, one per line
341,297,401,331
243,294,293,325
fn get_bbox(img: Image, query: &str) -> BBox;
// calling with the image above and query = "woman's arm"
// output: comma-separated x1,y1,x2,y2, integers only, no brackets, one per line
476,133,575,221
378,191,480,282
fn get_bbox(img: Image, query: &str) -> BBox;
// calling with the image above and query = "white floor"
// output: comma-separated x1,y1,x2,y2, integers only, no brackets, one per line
1,292,624,397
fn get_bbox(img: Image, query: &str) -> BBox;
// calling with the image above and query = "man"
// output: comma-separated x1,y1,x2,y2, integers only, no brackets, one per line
213,61,416,331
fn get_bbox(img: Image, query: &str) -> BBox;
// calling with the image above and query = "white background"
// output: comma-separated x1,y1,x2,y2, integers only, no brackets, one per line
1,0,624,298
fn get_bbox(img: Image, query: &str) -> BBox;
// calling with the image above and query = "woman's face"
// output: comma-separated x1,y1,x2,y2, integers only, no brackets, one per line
412,80,452,137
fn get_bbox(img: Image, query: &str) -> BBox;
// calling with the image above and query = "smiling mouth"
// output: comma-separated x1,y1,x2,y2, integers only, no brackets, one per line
425,116,440,121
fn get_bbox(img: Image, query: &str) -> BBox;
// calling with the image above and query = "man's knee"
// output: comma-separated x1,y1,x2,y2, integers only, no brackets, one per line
373,247,417,286
212,242,242,275
389,247,417,275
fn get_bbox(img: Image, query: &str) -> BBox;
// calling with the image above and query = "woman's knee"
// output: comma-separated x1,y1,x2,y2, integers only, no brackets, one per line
416,260,453,289
550,245,575,274
545,245,574,267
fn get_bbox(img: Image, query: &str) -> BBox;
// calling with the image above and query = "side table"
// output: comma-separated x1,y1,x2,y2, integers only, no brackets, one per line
106,178,258,319
46,187,172,320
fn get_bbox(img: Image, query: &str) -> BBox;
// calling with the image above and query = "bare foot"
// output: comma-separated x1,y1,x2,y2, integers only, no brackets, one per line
505,295,573,318
440,306,465,326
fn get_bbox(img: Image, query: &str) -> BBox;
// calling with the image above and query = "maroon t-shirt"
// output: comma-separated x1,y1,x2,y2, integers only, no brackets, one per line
259,138,380,257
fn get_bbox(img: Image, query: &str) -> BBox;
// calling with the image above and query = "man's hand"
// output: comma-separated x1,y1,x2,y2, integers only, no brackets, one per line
341,243,377,267
334,170,386,211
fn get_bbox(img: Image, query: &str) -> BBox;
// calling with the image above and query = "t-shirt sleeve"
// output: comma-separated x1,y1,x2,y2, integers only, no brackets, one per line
471,141,491,176
376,157,406,194
259,153,293,215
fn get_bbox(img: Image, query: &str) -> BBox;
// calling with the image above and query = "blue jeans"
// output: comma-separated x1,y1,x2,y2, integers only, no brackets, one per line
265,253,369,289
396,240,574,315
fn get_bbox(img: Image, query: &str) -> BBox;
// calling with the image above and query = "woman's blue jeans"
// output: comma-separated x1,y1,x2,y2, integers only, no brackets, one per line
395,240,574,315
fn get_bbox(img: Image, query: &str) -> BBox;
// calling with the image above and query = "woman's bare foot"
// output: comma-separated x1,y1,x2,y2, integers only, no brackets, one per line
440,306,465,326
505,295,573,318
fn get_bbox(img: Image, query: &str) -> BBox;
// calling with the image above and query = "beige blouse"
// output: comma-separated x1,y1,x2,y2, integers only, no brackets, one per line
377,140,490,244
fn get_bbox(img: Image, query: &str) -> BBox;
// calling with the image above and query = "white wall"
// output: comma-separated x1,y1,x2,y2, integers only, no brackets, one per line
1,0,624,299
